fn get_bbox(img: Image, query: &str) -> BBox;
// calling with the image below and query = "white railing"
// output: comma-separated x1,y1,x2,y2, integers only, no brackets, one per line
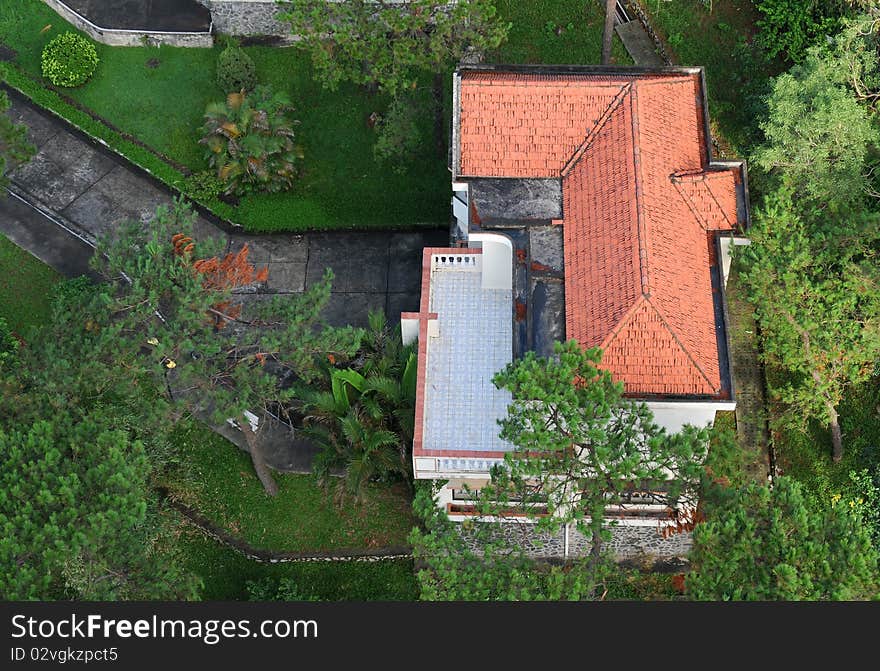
431,253,481,272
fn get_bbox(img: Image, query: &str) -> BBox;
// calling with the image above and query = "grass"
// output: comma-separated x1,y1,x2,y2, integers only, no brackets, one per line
641,0,779,154
0,234,60,335
492,0,632,65
165,420,416,552
164,421,419,600
178,529,418,600
1,0,636,233
0,0,450,232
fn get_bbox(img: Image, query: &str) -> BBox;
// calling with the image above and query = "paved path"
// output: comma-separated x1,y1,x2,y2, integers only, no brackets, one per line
726,261,772,482
616,20,666,67
2,91,447,328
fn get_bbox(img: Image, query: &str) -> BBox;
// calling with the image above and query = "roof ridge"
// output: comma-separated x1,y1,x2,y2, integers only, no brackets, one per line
630,82,650,297
560,82,632,178
598,294,649,352
644,298,719,393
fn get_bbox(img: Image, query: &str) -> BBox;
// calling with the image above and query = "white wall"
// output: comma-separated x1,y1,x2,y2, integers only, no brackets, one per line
401,317,419,346
646,400,736,434
468,232,513,291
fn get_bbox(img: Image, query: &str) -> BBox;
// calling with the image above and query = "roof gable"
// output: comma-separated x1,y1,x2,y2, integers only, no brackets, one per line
457,68,742,398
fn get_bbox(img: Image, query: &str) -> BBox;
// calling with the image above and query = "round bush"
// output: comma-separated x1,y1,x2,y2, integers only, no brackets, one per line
41,32,99,87
216,47,256,94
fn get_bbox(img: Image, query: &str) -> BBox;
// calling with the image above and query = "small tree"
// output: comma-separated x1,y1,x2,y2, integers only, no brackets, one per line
481,340,708,595
279,0,509,153
92,200,363,495
740,188,880,461
302,311,416,501
279,0,509,95
687,477,879,600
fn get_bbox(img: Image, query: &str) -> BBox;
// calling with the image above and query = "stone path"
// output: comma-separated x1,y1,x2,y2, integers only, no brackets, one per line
725,261,772,482
2,91,447,329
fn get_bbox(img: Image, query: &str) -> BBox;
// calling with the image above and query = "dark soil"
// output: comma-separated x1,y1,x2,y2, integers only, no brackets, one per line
0,43,17,62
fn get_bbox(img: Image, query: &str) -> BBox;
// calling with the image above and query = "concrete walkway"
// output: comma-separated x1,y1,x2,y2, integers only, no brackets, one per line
2,92,447,328
616,20,666,67
1,91,447,473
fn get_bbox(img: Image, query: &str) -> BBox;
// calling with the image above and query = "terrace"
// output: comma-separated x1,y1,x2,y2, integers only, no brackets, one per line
402,240,515,481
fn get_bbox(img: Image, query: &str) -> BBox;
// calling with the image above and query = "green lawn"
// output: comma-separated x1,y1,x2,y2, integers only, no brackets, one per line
165,421,419,600
165,420,416,552
179,530,418,600
642,0,778,154
0,234,60,335
0,0,450,232
1,0,636,233
492,0,632,65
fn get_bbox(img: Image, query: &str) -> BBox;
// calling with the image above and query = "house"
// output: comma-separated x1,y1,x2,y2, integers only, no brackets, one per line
402,65,749,524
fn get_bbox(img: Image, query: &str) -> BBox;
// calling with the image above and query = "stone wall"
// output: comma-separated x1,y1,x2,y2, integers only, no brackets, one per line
459,521,692,561
197,0,291,38
43,0,214,47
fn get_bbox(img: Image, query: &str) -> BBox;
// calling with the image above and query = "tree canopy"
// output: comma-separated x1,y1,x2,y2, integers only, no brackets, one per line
0,280,198,600
744,18,880,461
687,476,879,600
740,189,880,461
427,341,710,595
89,200,363,494
751,33,880,211
278,0,510,95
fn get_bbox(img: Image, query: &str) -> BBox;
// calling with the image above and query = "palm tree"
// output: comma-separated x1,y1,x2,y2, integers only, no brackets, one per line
301,310,417,502
200,86,303,196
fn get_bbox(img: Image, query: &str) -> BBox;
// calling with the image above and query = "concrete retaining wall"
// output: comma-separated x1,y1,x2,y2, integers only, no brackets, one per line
197,0,290,37
44,0,214,47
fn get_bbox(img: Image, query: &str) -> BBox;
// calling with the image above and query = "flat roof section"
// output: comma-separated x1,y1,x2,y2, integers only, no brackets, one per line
422,254,513,454
60,0,212,32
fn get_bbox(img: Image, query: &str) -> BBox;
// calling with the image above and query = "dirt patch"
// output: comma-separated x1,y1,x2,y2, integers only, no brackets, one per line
0,43,17,62
239,35,287,48
145,57,161,69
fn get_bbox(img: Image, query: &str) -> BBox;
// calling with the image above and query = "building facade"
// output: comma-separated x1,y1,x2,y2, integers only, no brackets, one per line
404,65,749,553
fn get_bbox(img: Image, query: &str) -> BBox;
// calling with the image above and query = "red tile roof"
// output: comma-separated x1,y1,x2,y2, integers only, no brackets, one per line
458,69,741,397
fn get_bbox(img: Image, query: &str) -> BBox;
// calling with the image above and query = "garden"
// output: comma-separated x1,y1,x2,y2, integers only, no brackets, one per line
3,0,879,601
0,0,628,234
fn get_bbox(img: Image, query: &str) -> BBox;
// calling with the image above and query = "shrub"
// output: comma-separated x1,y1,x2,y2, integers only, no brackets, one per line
184,170,226,204
373,91,427,172
199,86,303,196
41,32,99,87
216,46,256,94
755,0,840,63
0,317,18,370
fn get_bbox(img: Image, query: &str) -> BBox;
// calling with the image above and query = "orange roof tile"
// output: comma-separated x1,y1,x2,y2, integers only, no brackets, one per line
458,69,741,397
